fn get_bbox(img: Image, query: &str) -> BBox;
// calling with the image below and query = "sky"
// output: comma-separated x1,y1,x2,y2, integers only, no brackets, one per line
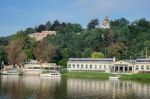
0,0,150,37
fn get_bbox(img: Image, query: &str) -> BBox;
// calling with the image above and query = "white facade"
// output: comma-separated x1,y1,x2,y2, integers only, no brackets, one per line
29,31,56,41
100,16,110,29
67,58,150,74
134,58,150,73
67,58,115,72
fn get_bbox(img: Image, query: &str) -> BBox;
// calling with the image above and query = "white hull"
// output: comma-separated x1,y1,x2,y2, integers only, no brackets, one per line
109,76,120,79
22,69,42,75
1,70,20,75
40,73,61,77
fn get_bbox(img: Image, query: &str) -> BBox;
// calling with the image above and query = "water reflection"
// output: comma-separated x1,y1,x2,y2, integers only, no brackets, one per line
67,78,150,98
0,75,150,99
0,75,61,99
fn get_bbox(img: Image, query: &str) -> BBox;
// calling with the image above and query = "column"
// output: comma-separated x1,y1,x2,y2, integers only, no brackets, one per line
127,66,129,73
118,66,120,73
114,66,115,72
123,66,125,73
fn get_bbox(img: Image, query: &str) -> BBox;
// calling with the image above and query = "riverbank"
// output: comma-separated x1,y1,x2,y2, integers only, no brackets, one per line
62,71,110,79
63,71,150,80
121,73,150,80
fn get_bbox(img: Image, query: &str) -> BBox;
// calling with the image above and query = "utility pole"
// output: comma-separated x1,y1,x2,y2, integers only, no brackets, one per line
146,45,148,58
144,43,150,58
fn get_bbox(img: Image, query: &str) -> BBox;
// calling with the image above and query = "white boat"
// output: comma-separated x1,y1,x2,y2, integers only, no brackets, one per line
23,60,61,75
40,71,61,77
1,69,21,75
109,74,120,80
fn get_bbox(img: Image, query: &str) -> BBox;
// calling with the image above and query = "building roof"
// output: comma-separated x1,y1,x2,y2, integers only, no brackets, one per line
68,58,114,63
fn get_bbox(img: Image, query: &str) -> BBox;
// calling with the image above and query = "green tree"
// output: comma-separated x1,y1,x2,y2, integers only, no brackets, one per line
36,24,46,32
87,19,99,30
82,48,93,58
107,43,127,59
91,52,104,58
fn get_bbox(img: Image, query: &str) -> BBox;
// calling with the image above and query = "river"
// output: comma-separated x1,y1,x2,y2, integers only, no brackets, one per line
0,75,150,99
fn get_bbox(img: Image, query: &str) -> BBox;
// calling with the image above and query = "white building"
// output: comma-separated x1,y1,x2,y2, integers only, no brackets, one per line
67,58,115,73
100,16,110,29
29,31,56,41
67,58,150,74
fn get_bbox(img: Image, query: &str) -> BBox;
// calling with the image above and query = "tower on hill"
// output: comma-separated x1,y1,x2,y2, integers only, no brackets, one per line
100,16,110,29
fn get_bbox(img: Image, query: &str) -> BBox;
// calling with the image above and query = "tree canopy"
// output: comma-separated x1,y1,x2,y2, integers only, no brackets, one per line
1,18,150,67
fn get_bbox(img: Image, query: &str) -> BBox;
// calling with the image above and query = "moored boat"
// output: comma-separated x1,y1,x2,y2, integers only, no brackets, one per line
40,70,61,77
109,74,120,80
23,60,61,75
1,69,22,75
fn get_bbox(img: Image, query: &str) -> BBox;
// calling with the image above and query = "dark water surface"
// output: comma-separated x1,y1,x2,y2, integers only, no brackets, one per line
0,75,150,99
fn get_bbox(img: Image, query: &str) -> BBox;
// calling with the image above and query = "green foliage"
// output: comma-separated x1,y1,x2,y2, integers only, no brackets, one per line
87,19,99,30
91,52,104,58
82,48,93,58
1,18,150,67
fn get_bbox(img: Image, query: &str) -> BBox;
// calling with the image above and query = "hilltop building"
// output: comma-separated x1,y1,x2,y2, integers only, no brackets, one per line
100,16,110,29
29,31,56,41
67,58,150,74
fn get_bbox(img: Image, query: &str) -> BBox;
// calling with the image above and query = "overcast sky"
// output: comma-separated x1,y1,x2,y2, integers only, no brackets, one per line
0,0,150,37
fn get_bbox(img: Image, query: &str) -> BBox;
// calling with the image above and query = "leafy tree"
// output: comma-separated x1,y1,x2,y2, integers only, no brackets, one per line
51,20,60,30
82,48,93,58
7,39,26,67
45,21,51,31
0,48,8,65
107,43,127,59
34,39,56,62
87,19,99,30
36,24,46,32
110,18,129,28
91,52,104,58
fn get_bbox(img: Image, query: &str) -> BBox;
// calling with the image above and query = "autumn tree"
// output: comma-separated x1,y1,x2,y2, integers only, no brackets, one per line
7,39,26,67
34,39,56,62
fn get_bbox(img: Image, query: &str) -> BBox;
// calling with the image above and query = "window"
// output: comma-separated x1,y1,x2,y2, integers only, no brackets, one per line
135,65,139,70
86,65,88,68
77,64,79,68
104,65,106,69
90,65,92,68
81,64,83,68
73,64,75,68
141,65,144,69
95,65,97,69
146,65,149,70
68,64,71,68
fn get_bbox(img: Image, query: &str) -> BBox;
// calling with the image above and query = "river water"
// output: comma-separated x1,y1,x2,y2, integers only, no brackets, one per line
0,75,150,99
